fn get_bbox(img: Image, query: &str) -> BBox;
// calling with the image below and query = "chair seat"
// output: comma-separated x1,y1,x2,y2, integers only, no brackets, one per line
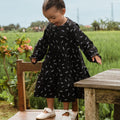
8,109,78,120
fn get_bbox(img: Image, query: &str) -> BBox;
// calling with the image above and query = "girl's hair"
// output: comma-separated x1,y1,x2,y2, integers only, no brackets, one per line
43,0,65,11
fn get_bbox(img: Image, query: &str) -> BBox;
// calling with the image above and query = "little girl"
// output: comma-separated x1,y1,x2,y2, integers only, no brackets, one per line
30,0,102,120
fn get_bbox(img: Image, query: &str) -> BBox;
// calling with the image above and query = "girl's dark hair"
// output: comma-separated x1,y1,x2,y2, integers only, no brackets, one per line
43,0,65,11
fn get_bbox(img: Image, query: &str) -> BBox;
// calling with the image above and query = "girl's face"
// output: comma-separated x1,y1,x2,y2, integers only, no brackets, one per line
43,7,66,26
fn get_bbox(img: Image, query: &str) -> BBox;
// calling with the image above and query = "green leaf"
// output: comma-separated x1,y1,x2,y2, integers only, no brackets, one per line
104,118,110,120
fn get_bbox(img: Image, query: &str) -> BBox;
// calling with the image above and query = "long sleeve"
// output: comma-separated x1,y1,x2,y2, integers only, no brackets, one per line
71,23,100,62
30,25,50,63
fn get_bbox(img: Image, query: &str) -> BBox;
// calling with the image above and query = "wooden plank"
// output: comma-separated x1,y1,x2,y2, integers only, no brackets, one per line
84,88,99,120
75,69,120,82
114,104,120,120
87,78,120,82
8,110,78,120
91,73,120,80
17,60,26,111
74,69,120,90
22,62,42,72
96,89,120,104
76,80,120,84
109,69,120,71
74,80,120,90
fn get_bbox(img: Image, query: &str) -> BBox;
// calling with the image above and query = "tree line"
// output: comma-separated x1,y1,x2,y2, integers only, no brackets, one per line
0,21,48,32
91,19,120,31
0,19,120,32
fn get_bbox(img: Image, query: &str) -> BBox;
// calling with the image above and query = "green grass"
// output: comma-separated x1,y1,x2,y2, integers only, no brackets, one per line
0,32,43,47
83,31,120,76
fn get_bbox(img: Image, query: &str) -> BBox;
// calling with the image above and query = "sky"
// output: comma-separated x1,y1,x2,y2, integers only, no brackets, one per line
0,0,120,28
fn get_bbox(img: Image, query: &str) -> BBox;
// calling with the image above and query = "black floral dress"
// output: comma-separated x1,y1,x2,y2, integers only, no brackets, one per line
30,18,100,102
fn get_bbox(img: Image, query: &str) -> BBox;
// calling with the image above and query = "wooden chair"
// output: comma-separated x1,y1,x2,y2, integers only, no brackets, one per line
8,59,78,120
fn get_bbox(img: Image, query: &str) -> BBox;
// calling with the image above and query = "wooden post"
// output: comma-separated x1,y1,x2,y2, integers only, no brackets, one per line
114,104,120,120
72,99,78,120
85,88,99,120
72,99,78,111
17,59,26,111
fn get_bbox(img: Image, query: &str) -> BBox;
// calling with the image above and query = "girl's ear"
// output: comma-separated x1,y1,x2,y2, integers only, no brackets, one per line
61,8,66,15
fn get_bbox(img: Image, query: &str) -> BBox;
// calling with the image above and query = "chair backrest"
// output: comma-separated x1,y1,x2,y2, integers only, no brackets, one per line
17,59,42,111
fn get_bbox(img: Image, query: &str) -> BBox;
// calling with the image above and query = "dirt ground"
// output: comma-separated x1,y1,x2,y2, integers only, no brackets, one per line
0,101,18,120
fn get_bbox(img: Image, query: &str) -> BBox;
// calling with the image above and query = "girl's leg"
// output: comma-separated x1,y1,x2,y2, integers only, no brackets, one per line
46,98,54,110
62,102,70,116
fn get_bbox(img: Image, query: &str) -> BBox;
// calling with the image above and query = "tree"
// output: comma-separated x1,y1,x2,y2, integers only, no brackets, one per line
30,21,48,31
99,19,107,30
3,24,16,31
91,20,100,31
16,24,20,30
105,20,120,30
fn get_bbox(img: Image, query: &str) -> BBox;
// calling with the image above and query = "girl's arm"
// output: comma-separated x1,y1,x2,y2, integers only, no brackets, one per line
72,23,101,63
30,25,50,64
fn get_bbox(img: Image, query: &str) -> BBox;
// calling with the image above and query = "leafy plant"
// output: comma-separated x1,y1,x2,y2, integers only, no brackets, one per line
0,34,33,107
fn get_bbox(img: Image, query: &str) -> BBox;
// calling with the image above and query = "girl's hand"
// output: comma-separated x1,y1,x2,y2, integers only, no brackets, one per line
31,58,37,64
92,55,102,65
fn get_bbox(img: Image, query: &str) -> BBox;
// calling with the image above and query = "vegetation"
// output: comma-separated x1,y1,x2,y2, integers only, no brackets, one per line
0,31,120,120
1,24,20,32
0,34,33,107
0,19,120,33
91,19,120,31
0,21,48,32
0,101,18,120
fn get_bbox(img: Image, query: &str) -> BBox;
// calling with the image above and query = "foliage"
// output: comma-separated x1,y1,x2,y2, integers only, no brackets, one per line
99,104,114,120
91,20,100,31
30,96,47,109
91,19,120,31
0,34,33,107
3,24,20,32
78,99,85,119
25,72,39,100
30,21,48,31
0,91,13,102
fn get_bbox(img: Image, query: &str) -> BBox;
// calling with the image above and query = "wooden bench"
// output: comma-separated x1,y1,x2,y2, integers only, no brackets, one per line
74,69,120,120
8,59,78,120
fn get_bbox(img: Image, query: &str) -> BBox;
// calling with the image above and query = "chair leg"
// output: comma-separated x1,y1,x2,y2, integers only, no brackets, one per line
72,99,79,120
72,99,78,111
76,114,79,120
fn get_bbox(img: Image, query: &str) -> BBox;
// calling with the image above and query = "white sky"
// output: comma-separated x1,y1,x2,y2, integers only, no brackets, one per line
0,0,120,27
